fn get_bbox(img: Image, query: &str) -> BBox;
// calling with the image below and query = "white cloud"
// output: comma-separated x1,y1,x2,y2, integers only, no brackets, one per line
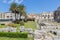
2,0,23,4
8,0,14,4
15,0,23,4
3,0,7,3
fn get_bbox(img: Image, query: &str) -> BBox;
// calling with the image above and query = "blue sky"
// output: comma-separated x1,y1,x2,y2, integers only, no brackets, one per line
0,0,60,14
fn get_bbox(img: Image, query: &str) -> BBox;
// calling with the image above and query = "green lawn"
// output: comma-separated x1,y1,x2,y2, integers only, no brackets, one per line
0,21,36,30
0,25,6,28
24,21,36,30
0,37,32,40
16,21,36,31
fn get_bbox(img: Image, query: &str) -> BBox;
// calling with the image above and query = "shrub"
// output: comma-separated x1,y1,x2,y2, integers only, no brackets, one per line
20,21,24,26
24,19,27,22
1,24,5,25
0,32,28,38
7,23,16,27
27,18,35,21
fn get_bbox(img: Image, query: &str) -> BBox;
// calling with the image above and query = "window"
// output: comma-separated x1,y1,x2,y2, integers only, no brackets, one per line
3,15,5,18
0,14,1,18
51,15,53,17
42,15,44,17
7,16,9,18
48,15,50,18
44,16,46,18
10,16,12,17
45,15,47,17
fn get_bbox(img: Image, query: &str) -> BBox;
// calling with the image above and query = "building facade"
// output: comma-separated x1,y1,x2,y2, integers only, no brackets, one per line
0,12,20,25
27,14,40,21
0,12,21,20
39,12,54,22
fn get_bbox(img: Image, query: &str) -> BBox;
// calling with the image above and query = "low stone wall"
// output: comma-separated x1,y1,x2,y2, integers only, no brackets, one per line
0,27,33,33
0,27,16,32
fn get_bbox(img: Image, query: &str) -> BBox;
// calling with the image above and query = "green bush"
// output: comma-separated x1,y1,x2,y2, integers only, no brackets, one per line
7,23,16,27
1,24,5,25
0,32,28,38
20,21,24,26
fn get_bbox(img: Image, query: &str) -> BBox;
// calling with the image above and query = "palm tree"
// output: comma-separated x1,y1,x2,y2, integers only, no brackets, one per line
10,3,27,22
10,2,17,21
22,11,27,18
17,5,27,21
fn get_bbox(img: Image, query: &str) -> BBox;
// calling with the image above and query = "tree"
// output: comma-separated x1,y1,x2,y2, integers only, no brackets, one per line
10,2,18,21
17,5,27,20
10,3,27,23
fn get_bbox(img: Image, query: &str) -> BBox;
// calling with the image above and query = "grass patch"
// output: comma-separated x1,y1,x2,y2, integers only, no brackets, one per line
16,21,36,30
24,21,36,30
0,25,7,28
0,21,36,30
0,37,29,40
